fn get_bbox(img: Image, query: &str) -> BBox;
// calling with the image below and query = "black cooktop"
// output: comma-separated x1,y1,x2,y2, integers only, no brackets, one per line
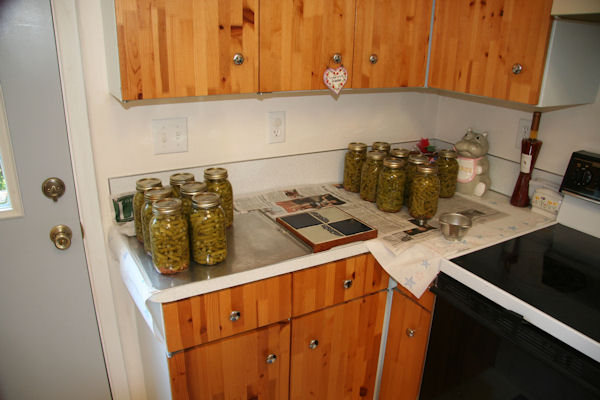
451,224,600,343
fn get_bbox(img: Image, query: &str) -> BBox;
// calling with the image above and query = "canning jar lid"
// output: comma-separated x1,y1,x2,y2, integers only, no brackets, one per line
383,157,406,169
136,177,162,191
152,198,182,216
169,172,195,186
372,141,391,152
143,186,172,201
180,181,208,197
439,149,458,158
416,164,438,175
408,154,429,165
366,150,387,161
390,148,411,158
204,167,228,180
191,192,221,209
348,142,367,151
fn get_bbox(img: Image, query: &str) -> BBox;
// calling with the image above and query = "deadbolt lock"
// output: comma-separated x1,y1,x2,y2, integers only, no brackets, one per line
50,225,72,250
42,177,65,201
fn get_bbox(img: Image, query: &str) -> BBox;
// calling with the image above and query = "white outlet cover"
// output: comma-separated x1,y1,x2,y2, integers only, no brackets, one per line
268,111,285,144
152,118,188,154
515,118,531,149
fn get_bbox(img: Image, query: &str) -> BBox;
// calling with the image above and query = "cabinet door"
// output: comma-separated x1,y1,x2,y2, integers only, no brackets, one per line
379,289,433,400
428,0,553,104
353,0,433,88
168,322,290,400
290,291,387,400
114,0,258,100
260,0,356,92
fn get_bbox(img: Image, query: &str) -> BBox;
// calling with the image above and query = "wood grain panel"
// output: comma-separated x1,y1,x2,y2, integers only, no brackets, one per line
353,0,433,88
163,274,291,353
395,281,435,312
260,0,356,92
169,322,290,400
428,0,553,104
290,291,387,400
379,288,433,400
292,253,389,317
114,0,258,100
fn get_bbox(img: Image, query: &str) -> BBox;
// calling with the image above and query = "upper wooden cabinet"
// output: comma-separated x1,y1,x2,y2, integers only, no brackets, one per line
111,0,258,100
428,0,554,104
259,0,356,92
352,0,433,88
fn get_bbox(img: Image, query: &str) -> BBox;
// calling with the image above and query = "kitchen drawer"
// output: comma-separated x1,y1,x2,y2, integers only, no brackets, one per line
163,274,291,353
292,253,389,317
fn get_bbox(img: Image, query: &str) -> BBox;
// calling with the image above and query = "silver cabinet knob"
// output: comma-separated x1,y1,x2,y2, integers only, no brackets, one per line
309,339,319,350
229,311,241,322
369,54,378,64
233,53,244,65
343,279,353,289
332,53,342,64
50,225,72,250
266,354,277,364
512,63,523,75
406,328,415,338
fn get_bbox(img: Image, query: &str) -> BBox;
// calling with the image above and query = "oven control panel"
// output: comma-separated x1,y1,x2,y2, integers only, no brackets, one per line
560,151,600,204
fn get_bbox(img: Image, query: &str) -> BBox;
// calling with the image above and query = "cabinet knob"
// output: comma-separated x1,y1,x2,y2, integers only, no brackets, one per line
233,53,245,65
369,54,378,64
229,311,241,322
309,339,319,350
406,328,415,338
512,63,523,75
343,279,353,289
332,53,342,64
266,354,277,364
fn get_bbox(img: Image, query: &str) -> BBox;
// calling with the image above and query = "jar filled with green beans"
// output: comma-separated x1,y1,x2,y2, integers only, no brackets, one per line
360,150,386,202
190,192,227,265
343,142,367,192
134,177,162,243
409,164,440,225
404,154,429,205
169,172,195,198
372,141,391,154
376,157,407,213
437,149,459,198
390,148,411,160
141,186,172,254
180,181,207,220
204,167,233,228
149,198,189,274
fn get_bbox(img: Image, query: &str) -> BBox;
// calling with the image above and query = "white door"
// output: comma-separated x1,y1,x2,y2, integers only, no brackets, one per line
0,0,111,398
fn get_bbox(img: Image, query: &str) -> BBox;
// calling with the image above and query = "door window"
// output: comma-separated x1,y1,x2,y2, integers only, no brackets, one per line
0,85,23,218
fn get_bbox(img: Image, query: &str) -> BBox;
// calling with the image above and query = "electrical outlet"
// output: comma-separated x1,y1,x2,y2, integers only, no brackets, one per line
267,111,285,144
515,118,531,149
152,118,188,154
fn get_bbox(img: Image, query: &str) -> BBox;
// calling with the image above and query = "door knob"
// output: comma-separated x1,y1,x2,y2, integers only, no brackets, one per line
50,225,72,250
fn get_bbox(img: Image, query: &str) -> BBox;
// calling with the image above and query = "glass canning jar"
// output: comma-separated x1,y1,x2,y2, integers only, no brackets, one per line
169,172,195,198
390,148,411,160
437,149,459,198
204,167,233,228
134,177,162,243
372,141,391,154
141,186,172,254
376,157,407,213
404,154,429,205
360,150,386,202
343,142,367,192
149,198,190,274
180,181,208,220
190,192,227,265
409,164,440,225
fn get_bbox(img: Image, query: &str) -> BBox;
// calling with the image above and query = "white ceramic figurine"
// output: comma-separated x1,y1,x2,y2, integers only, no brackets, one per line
454,128,491,197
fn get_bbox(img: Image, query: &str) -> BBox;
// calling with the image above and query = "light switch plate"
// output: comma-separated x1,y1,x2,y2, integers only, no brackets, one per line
152,118,188,154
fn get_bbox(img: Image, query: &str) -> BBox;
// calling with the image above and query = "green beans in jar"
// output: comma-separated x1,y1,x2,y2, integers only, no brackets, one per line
376,157,407,212
343,142,367,192
149,198,190,274
190,193,227,265
169,172,195,198
404,154,429,205
409,164,440,224
134,177,162,243
436,149,459,198
204,167,233,228
372,141,391,154
180,181,207,220
390,148,411,160
142,186,172,254
360,151,386,202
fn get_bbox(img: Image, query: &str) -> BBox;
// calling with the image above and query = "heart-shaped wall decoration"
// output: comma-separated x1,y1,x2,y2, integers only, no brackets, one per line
323,66,348,95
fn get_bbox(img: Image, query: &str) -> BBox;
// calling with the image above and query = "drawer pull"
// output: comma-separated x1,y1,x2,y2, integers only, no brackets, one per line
229,311,241,322
343,279,353,289
512,63,523,75
266,354,277,364
406,328,415,338
233,53,245,65
309,339,319,350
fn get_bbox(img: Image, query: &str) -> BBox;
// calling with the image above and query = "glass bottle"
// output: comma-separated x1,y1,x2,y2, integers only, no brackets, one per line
376,157,407,212
405,154,429,205
190,192,227,265
180,181,208,220
149,198,190,274
141,186,172,254
360,150,386,202
409,164,440,225
511,112,543,207
133,177,162,243
372,141,391,154
343,142,368,192
169,172,195,198
437,149,459,198
204,167,233,228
